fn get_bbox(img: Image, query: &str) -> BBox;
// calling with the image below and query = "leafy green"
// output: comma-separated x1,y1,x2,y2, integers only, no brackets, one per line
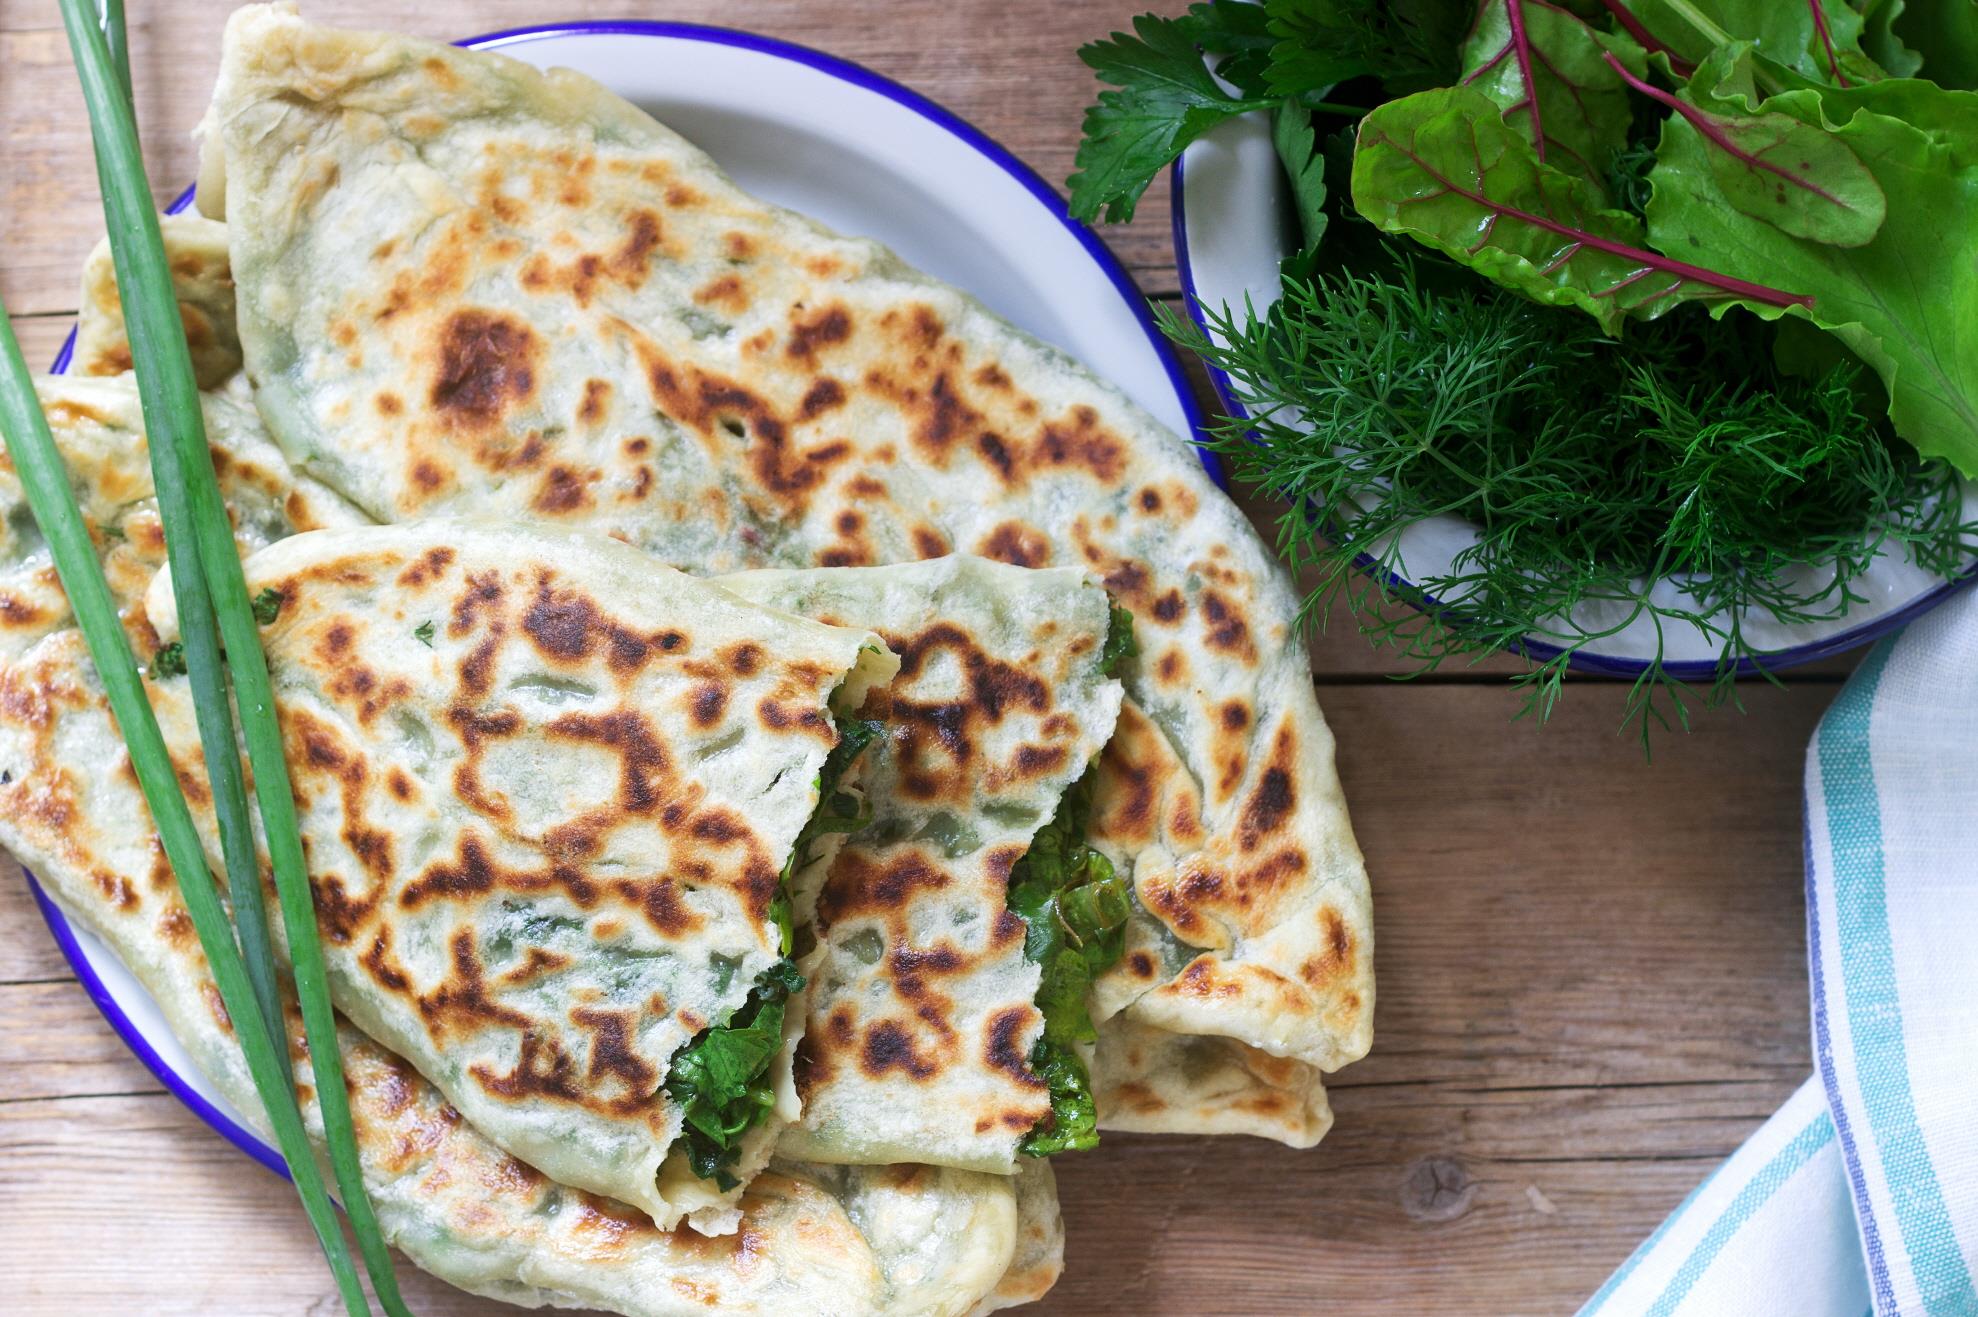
1264,0,1470,98
663,959,803,1190
1070,12,1277,223
413,619,435,647
666,714,880,1185
149,640,186,678
1163,252,1977,742
1008,768,1129,1155
251,586,284,625
1067,0,1465,225
1615,0,1889,86
1273,102,1331,256
1889,0,1978,88
1100,603,1140,677
1645,60,1978,472
1352,84,1812,334
1459,0,1646,189
1603,46,1886,244
1857,0,1926,78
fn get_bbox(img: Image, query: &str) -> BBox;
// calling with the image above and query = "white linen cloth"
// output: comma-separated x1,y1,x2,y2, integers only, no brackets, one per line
1581,587,1978,1316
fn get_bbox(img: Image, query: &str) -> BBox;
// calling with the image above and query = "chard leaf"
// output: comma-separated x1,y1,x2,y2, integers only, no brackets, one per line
1459,0,1645,190
1612,0,1889,88
1645,72,1978,471
1605,47,1886,245
1889,0,1978,88
1351,85,1812,334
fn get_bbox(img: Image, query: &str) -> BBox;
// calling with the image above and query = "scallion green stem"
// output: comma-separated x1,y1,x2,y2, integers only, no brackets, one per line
97,0,130,104
59,3,408,1312
0,309,369,1315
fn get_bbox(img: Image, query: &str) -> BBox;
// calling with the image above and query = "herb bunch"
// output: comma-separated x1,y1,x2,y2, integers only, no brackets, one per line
1167,251,1976,739
1072,0,1978,741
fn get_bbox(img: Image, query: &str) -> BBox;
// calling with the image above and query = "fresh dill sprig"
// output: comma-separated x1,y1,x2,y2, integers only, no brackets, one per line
1163,257,1978,748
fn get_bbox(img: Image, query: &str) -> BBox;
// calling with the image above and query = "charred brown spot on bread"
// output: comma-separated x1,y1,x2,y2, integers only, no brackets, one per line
1151,590,1185,625
431,309,539,425
1300,907,1355,986
397,545,456,588
722,642,764,677
911,525,950,559
610,209,663,280
520,575,653,672
410,457,449,493
1034,406,1127,484
1239,726,1298,849
376,391,403,417
787,305,853,362
546,709,672,814
985,1005,1047,1090
977,521,1048,569
532,464,593,514
571,1006,660,1108
694,273,748,313
689,681,728,729
906,372,982,461
818,850,950,925
799,377,845,419
577,378,612,425
859,1020,938,1080
1201,589,1258,662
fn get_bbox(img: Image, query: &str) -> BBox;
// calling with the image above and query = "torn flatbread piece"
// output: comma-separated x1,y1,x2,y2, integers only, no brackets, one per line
717,557,1123,1171
75,211,242,388
144,520,898,1232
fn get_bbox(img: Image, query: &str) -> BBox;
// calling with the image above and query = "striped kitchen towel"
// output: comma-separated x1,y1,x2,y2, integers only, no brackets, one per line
1582,586,1978,1317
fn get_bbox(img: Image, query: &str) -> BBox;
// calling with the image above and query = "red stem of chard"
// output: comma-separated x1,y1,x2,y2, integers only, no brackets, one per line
1506,0,1547,163
1600,52,1856,209
1375,133,1814,311
1593,0,1698,77
1807,0,1852,87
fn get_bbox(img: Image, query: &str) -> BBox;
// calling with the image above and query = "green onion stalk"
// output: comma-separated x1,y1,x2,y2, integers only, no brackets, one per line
51,1,410,1311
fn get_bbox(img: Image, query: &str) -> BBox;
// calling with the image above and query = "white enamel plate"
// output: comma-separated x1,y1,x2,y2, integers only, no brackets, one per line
33,20,1205,1174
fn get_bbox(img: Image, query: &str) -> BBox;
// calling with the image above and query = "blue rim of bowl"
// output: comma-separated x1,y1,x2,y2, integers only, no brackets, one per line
1169,149,1978,680
31,19,1225,1178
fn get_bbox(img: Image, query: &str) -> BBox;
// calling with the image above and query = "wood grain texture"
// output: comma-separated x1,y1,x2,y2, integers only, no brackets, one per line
0,1,1835,1313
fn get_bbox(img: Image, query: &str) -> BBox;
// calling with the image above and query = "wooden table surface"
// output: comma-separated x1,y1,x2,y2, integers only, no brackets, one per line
0,1,1840,1312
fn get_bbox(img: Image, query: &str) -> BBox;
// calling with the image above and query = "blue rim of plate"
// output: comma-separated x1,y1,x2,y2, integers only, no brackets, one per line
31,18,1219,1180
1169,149,1978,681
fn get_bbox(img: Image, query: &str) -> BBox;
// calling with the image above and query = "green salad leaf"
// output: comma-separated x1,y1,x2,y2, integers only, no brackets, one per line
1352,84,1812,333
1008,767,1129,1155
1887,0,1978,89
1459,0,1645,190
1615,0,1887,87
1069,12,1277,223
1645,62,1978,472
1604,46,1886,245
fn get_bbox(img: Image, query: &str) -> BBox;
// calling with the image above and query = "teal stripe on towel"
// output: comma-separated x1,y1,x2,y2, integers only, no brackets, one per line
1643,1115,1836,1317
1818,640,1978,1314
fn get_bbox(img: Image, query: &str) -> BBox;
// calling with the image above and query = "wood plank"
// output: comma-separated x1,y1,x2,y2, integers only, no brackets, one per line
0,979,159,1102
0,859,78,984
0,0,1179,319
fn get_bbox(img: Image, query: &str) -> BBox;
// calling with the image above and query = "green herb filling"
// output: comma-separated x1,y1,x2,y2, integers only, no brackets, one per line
665,716,882,1189
1010,763,1131,1157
